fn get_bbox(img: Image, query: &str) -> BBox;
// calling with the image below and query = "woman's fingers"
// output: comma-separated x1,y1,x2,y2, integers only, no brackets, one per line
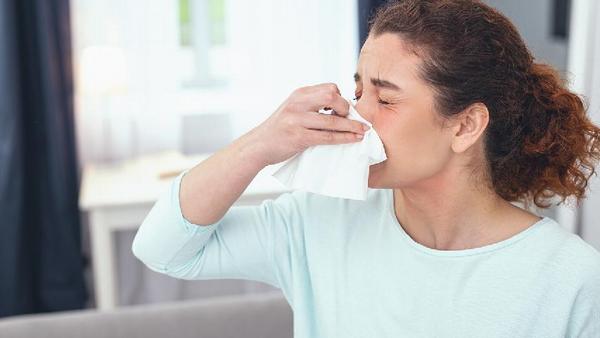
302,111,369,135
305,129,364,146
292,83,350,116
249,82,368,165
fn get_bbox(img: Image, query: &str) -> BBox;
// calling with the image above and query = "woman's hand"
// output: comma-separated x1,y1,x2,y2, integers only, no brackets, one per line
177,83,370,225
248,83,371,166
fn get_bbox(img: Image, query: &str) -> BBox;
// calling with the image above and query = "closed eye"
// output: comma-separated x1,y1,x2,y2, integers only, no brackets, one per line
354,95,391,105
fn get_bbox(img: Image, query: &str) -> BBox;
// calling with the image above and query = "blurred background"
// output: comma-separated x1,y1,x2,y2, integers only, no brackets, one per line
0,0,598,330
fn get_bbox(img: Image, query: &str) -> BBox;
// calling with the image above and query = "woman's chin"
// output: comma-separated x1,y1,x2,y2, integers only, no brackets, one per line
368,161,386,188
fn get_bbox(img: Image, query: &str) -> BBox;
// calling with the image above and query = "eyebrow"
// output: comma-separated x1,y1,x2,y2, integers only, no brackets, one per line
354,72,402,91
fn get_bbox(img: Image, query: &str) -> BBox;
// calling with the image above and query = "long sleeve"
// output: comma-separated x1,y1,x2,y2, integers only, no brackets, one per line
131,170,304,295
131,178,600,337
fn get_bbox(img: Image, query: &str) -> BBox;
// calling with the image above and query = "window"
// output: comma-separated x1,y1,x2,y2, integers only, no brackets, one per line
178,0,229,87
72,0,358,163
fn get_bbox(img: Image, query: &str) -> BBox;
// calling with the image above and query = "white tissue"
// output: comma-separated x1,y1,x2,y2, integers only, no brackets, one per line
272,100,387,200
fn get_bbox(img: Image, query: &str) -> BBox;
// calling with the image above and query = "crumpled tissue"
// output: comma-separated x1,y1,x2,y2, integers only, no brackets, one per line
272,100,387,200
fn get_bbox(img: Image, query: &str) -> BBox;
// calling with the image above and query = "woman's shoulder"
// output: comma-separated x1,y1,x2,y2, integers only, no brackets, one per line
542,217,600,260
551,221,600,336
276,187,388,209
270,188,389,231
537,217,600,283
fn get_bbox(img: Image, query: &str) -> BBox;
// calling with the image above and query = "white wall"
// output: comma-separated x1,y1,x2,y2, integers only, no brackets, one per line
484,0,569,71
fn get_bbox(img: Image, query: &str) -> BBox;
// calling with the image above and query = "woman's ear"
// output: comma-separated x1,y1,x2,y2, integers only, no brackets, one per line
450,103,489,153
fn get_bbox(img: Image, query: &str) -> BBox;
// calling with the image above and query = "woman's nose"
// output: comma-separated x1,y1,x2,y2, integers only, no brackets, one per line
354,101,375,123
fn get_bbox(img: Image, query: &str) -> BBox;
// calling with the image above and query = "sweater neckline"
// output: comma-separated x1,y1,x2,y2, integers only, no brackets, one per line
385,188,550,257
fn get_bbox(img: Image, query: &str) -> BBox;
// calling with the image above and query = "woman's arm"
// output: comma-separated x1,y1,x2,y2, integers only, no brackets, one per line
131,83,367,290
179,130,268,226
180,83,367,225
132,169,304,290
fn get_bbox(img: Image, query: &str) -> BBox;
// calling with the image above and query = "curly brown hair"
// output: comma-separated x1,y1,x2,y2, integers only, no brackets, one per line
369,0,600,209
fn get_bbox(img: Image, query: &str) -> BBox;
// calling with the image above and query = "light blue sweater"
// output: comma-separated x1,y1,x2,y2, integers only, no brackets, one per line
132,171,600,338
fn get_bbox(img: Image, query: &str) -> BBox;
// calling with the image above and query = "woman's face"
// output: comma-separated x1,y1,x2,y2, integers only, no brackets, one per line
355,33,456,189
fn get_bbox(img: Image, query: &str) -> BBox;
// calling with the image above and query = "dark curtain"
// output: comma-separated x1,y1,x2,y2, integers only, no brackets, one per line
0,0,87,317
552,0,571,39
358,0,390,47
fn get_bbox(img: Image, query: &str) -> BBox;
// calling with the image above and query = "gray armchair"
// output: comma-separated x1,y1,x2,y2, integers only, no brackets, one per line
0,291,292,338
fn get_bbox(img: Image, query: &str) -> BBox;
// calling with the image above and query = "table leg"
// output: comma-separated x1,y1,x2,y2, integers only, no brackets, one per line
89,211,118,310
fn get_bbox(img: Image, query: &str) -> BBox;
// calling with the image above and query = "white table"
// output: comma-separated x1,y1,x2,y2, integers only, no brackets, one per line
79,151,290,310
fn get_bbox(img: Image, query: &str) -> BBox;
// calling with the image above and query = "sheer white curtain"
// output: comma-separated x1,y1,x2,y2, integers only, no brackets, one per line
73,0,182,164
560,0,600,249
73,0,359,165
72,0,358,306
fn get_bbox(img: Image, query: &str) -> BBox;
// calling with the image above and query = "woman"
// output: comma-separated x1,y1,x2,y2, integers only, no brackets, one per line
132,1,600,337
